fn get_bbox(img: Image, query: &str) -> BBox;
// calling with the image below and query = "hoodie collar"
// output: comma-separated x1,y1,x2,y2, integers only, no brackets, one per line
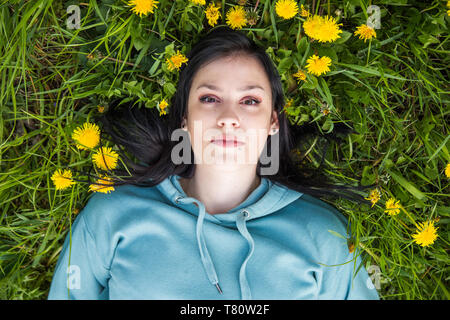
157,174,303,224
156,174,303,299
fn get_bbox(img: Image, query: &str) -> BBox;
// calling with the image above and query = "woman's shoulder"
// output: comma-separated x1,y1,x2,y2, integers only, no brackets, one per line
284,193,349,237
77,183,166,226
277,193,353,260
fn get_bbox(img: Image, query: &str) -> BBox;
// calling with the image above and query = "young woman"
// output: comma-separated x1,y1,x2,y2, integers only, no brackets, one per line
48,27,379,300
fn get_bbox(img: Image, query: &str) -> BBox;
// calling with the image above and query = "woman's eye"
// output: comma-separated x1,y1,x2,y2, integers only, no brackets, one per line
199,96,260,106
243,98,260,106
200,96,217,103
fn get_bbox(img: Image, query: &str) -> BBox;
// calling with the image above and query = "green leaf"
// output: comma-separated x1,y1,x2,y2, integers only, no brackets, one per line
427,134,450,163
297,113,310,125
321,117,334,133
418,34,439,49
430,273,450,300
163,82,176,96
301,76,318,90
317,78,334,108
164,42,175,55
316,47,338,64
132,37,146,51
277,48,292,59
386,169,427,201
296,36,308,54
362,165,377,186
328,230,346,239
334,31,352,44
278,57,293,74
337,63,408,81
410,169,433,185
269,4,278,44
149,55,162,76
384,158,394,169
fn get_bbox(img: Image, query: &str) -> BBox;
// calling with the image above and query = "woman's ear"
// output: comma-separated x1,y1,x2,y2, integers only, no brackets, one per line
181,118,188,131
269,110,280,135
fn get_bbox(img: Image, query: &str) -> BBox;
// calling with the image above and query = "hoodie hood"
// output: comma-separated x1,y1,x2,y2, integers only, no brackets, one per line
156,174,303,299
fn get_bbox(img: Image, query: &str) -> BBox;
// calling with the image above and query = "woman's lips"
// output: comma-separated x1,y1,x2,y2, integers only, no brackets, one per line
211,139,245,147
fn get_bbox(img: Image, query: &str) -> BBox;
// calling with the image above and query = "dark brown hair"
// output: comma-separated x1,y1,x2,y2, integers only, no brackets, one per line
91,26,376,205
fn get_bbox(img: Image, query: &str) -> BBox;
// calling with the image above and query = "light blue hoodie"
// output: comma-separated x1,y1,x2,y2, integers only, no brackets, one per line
48,174,379,300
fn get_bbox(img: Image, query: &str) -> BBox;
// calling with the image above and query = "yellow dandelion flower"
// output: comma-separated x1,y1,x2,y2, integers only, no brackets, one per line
354,24,377,43
89,175,115,194
205,2,221,27
321,108,330,116
97,105,105,113
305,54,332,76
303,15,342,43
445,162,450,178
303,14,323,40
300,4,310,17
226,6,247,30
293,69,307,83
316,15,343,43
166,50,188,72
412,221,438,247
128,0,159,18
51,169,75,190
159,98,168,116
92,146,119,171
365,188,381,208
285,98,294,108
190,0,205,5
384,197,401,216
72,122,101,150
275,0,299,20
282,98,294,114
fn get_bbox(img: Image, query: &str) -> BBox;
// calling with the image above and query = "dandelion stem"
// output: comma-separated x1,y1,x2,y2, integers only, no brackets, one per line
366,38,372,66
400,206,418,228
254,0,260,12
358,241,380,264
136,74,157,82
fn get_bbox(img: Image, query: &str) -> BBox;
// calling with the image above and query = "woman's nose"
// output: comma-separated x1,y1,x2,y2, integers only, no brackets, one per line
217,110,240,128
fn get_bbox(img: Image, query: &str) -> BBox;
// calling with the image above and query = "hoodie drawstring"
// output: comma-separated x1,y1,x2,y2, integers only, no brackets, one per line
177,196,222,294
236,209,254,300
175,196,254,299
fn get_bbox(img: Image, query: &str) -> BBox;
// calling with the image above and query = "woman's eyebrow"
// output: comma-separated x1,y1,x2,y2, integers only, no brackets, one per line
196,84,265,92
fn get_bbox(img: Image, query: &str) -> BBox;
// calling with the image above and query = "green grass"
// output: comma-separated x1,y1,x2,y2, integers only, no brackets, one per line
0,0,449,299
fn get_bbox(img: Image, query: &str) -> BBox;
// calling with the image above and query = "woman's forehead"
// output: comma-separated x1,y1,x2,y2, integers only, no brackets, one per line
198,54,263,72
192,56,270,90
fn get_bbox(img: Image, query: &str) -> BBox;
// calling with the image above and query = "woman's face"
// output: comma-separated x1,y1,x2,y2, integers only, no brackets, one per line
183,54,279,167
